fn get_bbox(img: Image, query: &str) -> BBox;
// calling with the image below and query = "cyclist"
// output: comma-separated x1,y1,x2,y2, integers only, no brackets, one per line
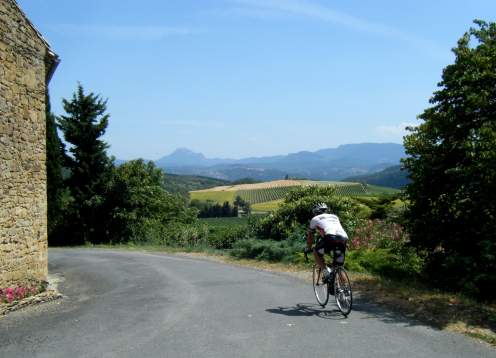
306,203,348,283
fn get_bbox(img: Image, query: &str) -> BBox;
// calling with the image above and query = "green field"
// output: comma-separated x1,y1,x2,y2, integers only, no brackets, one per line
364,184,401,196
251,200,283,212
189,190,236,204
199,217,249,227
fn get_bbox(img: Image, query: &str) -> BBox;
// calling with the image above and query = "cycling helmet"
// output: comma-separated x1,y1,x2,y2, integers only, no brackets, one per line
312,202,328,215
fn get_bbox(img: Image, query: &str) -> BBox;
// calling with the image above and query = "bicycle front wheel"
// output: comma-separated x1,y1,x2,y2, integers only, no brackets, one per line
313,265,329,307
334,267,352,316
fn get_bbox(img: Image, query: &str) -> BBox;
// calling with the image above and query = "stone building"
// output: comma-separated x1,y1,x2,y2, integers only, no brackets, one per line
0,0,59,288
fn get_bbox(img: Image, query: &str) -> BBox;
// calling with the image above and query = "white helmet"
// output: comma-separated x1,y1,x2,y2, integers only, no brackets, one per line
312,202,328,215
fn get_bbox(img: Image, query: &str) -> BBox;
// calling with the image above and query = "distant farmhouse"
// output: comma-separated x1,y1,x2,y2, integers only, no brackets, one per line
0,0,59,287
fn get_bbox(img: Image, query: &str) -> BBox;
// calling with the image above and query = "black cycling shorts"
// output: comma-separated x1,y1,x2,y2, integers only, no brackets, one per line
314,234,347,266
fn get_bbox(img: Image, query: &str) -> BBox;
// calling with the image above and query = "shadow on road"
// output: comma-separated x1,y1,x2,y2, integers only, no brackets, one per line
266,296,448,329
266,303,344,320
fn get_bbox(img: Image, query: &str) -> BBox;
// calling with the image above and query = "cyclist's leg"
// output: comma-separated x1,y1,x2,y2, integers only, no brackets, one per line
313,239,327,270
331,237,347,267
320,235,336,288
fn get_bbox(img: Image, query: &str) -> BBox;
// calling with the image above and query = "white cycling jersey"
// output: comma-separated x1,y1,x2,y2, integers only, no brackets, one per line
309,213,348,239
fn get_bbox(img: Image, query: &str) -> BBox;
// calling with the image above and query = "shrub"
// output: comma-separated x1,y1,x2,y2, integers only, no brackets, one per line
346,247,425,280
230,238,305,263
159,218,252,250
251,186,361,240
349,219,409,251
345,219,425,280
206,225,250,249
154,222,207,248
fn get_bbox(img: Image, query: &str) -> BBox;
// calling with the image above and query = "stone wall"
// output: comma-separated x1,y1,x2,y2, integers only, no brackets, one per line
0,0,57,287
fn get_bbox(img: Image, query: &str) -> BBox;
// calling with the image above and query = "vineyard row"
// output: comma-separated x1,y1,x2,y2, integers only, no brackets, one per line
237,183,368,204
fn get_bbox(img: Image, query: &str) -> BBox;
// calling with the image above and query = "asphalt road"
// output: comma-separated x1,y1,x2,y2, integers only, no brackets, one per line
0,248,493,358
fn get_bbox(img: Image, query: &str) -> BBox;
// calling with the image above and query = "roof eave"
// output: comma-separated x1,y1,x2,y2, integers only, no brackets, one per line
46,51,60,84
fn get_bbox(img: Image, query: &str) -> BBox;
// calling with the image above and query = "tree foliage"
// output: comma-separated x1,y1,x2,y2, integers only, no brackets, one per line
58,84,113,244
234,195,251,215
402,20,496,299
48,84,198,246
189,200,238,218
45,92,67,243
106,160,197,243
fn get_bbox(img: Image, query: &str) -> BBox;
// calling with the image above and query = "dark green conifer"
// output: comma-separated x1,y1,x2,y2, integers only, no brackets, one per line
58,84,113,244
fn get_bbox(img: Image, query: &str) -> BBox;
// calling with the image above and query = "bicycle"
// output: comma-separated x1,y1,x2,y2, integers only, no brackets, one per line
304,247,353,316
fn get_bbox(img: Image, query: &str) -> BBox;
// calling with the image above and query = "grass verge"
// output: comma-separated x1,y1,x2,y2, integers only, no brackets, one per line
350,273,496,347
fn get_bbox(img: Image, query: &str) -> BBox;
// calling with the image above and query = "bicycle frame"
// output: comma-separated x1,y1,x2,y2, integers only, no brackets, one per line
304,248,353,316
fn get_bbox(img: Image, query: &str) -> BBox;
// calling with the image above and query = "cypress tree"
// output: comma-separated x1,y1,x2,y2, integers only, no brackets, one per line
58,84,113,244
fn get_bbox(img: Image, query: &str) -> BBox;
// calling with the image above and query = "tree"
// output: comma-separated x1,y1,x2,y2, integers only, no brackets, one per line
402,20,496,298
221,201,232,217
234,195,250,215
45,92,67,244
58,84,113,244
106,160,197,243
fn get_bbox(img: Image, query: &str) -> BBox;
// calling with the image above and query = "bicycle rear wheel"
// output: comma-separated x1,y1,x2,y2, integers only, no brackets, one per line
313,265,329,307
334,267,352,316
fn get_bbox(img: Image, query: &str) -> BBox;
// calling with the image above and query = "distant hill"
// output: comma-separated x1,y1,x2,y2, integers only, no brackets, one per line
163,174,230,197
344,165,410,189
156,148,236,168
155,143,405,181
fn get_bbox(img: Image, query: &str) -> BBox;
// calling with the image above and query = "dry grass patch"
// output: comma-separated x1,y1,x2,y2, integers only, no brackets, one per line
350,273,496,346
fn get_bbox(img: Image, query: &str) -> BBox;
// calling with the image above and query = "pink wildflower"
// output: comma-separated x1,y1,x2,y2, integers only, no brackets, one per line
6,292,14,303
15,287,26,300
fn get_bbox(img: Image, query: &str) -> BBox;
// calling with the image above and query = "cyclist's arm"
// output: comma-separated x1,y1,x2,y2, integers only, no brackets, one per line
307,216,319,249
306,229,314,249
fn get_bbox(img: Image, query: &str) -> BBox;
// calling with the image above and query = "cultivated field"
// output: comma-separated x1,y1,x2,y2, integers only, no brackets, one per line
191,180,304,192
190,179,399,211
189,190,236,204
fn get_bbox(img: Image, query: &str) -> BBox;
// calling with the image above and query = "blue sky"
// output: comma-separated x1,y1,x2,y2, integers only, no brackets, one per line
18,0,496,160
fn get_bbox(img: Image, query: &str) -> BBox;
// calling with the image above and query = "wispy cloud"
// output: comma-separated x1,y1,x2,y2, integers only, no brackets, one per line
49,24,201,41
161,120,226,129
375,122,417,137
205,6,289,20
233,0,395,35
229,0,447,59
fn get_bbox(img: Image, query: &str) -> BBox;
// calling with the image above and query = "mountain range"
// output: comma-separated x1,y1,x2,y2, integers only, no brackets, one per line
344,165,410,189
152,143,406,182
